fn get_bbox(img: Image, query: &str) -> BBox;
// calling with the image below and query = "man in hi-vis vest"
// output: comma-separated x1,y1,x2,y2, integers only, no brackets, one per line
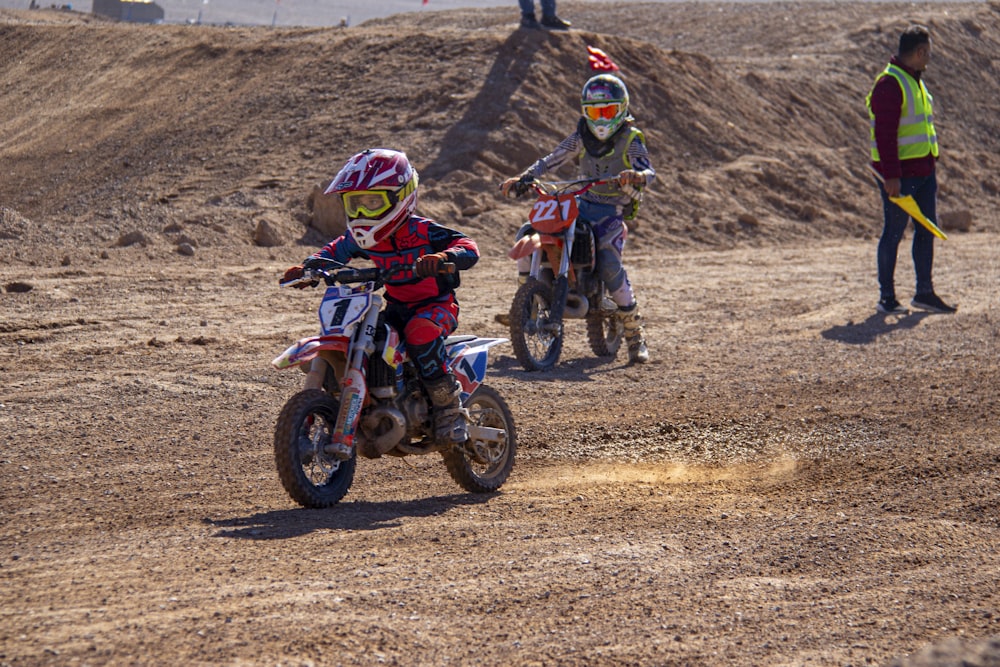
866,24,956,315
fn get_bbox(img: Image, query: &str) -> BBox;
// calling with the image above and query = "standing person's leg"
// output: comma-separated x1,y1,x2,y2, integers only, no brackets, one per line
907,172,955,312
538,0,570,29
517,0,540,28
876,179,910,310
908,173,936,297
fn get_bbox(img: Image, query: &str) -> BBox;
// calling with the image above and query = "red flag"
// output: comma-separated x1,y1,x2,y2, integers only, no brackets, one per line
587,45,619,72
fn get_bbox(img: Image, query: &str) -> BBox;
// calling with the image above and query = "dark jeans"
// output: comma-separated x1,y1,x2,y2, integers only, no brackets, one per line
518,0,556,17
876,172,937,300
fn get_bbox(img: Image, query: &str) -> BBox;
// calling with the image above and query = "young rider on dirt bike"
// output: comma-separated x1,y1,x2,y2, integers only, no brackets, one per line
501,73,654,364
283,148,480,445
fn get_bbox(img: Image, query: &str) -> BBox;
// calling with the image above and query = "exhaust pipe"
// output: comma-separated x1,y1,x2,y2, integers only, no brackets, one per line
564,292,589,319
358,406,406,457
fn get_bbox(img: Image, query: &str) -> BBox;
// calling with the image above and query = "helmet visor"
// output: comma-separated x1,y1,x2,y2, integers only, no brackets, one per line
343,190,394,219
583,102,623,121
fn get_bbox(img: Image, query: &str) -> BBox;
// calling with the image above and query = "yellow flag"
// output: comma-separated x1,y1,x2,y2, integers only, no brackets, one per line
867,164,948,240
889,195,948,240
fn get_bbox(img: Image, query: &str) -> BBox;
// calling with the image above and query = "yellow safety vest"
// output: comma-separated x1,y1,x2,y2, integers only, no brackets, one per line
866,64,939,162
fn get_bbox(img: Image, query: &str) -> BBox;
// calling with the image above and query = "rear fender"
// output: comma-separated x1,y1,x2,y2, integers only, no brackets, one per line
446,337,508,400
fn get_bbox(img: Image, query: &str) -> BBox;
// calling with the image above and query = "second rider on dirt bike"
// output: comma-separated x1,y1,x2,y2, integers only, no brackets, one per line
501,73,654,364
283,148,480,444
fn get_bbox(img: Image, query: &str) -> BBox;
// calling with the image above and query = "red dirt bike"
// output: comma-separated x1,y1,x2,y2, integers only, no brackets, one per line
505,177,624,371
273,259,516,508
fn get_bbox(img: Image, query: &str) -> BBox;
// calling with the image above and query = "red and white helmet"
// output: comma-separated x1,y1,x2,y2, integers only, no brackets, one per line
324,149,419,249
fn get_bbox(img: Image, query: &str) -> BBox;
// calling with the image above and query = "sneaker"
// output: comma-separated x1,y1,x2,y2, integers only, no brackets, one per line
520,13,541,29
876,297,908,314
540,15,571,30
910,293,957,314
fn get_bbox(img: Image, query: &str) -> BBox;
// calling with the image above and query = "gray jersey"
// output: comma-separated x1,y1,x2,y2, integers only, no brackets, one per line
526,124,656,209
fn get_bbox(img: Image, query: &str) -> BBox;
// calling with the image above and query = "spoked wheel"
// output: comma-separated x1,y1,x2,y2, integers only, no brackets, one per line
586,311,624,357
274,389,356,508
509,277,563,371
443,385,516,493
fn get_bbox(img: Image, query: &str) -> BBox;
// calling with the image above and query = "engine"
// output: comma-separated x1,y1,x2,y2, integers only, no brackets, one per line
357,331,432,459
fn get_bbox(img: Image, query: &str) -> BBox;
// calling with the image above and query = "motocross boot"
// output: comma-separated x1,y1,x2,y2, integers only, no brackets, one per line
617,303,650,364
424,373,469,445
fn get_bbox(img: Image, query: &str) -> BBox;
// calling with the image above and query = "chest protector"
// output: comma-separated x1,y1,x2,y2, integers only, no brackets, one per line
579,124,645,199
866,64,939,162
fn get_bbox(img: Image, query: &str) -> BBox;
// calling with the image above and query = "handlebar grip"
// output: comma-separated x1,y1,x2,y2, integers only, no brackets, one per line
280,269,321,288
334,267,381,284
440,262,457,275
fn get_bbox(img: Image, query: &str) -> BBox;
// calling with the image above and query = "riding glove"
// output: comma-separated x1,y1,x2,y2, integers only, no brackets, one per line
415,252,449,278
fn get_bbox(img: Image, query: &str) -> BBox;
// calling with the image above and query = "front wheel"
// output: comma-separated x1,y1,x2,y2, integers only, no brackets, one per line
274,389,356,508
509,277,563,371
443,385,516,493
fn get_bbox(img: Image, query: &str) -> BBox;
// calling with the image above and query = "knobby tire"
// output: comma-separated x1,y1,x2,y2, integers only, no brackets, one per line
274,389,356,508
509,277,563,371
442,384,516,493
586,311,623,358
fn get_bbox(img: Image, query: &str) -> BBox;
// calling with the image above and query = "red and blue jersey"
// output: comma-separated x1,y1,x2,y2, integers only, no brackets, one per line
312,215,479,306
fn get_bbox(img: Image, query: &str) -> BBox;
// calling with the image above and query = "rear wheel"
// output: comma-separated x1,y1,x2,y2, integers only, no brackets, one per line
443,385,516,493
509,277,563,371
586,311,623,357
274,389,356,508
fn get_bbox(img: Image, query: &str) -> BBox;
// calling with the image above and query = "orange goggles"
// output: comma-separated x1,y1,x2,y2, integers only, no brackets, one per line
583,102,622,121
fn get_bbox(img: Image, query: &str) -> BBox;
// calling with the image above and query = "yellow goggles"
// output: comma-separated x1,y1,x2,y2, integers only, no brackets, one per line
343,190,394,219
583,102,623,122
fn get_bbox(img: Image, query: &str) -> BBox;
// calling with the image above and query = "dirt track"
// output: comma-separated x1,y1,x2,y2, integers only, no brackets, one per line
3,238,998,665
2,2,1000,666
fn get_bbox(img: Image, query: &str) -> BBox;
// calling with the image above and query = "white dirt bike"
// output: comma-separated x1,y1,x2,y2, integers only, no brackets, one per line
272,259,516,508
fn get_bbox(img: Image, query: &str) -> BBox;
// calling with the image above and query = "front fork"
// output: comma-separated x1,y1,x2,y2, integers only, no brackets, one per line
303,358,328,391
322,307,380,460
529,220,576,335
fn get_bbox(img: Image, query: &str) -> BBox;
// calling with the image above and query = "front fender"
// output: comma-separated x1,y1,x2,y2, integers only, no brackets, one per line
272,335,349,370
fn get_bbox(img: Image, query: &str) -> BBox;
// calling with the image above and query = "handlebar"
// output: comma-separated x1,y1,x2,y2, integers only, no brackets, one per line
279,258,456,289
509,177,613,199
